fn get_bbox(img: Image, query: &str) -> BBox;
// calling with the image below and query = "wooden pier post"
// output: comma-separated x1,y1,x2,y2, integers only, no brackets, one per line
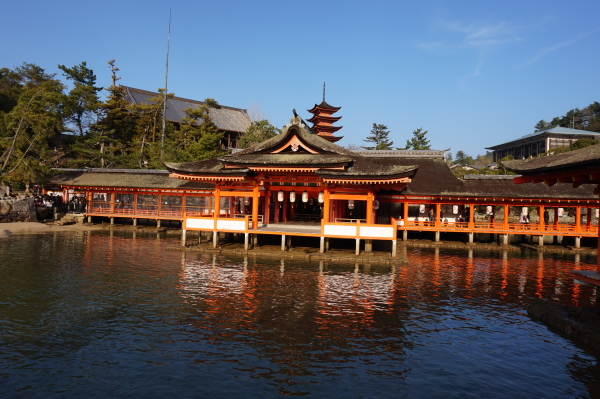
281,234,286,251
355,239,360,256
181,229,187,247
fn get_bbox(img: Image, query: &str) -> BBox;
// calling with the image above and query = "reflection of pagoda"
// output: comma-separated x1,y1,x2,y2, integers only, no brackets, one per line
306,83,343,143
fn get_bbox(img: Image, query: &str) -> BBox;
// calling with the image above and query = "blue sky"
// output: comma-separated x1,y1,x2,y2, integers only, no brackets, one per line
2,0,599,158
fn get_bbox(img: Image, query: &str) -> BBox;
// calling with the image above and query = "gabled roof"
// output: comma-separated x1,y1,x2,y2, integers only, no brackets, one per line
486,126,600,150
164,116,418,182
122,86,251,133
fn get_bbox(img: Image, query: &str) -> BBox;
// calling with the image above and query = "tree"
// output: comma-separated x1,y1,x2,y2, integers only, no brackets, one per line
239,119,280,148
0,68,23,114
362,123,393,150
58,61,102,137
166,98,225,164
534,120,550,131
400,128,431,150
0,64,65,188
454,150,474,165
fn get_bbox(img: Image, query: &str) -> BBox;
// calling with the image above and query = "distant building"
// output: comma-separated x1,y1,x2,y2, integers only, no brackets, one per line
122,86,251,149
486,126,600,161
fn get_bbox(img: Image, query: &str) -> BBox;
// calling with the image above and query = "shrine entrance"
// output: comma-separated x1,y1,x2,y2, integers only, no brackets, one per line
269,189,323,224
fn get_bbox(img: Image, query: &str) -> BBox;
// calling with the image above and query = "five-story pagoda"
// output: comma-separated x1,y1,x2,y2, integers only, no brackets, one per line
307,83,343,143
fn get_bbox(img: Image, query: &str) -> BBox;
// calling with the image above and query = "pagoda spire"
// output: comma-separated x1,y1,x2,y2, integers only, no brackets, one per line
307,83,343,143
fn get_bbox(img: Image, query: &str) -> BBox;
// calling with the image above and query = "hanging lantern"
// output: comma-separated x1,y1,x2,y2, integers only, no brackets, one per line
419,204,425,214
318,192,324,203
373,200,379,210
244,197,250,206
596,209,599,218
302,191,309,203
348,200,355,209
278,191,284,202
453,205,459,214
486,206,493,215
521,206,528,216
558,207,564,217
289,191,296,203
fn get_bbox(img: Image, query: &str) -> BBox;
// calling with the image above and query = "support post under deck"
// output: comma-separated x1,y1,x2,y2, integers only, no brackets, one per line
213,231,218,248
355,239,360,256
181,229,187,247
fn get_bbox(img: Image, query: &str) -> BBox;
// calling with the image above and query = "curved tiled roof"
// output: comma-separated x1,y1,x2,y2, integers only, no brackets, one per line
502,144,600,174
49,169,214,190
122,86,251,133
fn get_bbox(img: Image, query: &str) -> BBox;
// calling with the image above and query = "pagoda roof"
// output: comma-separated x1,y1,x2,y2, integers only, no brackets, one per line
312,125,343,134
306,114,342,124
307,101,341,113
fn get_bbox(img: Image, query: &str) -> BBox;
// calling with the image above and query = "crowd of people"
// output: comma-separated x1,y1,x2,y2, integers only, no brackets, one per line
1,192,86,213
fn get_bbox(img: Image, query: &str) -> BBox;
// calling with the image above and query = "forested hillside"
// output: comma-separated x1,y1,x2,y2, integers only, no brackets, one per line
0,61,226,190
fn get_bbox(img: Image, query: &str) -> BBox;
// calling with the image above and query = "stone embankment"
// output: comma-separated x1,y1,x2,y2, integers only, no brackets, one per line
0,199,37,222
528,300,600,352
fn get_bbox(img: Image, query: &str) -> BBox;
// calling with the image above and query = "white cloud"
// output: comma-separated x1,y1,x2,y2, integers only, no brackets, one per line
519,27,600,68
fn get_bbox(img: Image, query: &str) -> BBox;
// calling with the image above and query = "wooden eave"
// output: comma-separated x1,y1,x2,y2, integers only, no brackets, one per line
307,103,341,114
306,115,342,124
513,166,600,188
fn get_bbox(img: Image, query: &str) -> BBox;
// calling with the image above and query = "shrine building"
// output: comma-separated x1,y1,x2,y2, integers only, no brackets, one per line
47,112,599,257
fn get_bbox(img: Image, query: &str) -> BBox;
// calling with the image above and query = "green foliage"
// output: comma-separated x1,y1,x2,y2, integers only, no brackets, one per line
540,101,600,132
0,68,23,113
0,59,253,186
362,123,393,150
59,61,103,137
400,127,431,150
165,99,225,163
453,150,475,165
0,64,65,187
570,138,599,150
239,119,280,148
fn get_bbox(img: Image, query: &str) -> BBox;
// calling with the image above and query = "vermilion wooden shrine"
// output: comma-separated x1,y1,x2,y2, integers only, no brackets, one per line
48,112,599,258
504,145,600,285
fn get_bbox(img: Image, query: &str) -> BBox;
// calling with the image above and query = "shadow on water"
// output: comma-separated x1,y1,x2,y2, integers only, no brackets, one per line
0,230,599,398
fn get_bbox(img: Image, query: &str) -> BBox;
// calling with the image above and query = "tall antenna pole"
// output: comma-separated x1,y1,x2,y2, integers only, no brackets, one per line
323,82,326,102
161,8,171,161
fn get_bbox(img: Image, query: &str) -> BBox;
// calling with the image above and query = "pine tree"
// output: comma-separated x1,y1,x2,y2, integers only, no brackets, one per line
400,128,431,150
362,123,393,150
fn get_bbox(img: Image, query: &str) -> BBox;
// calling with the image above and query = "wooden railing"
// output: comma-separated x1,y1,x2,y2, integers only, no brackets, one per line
396,219,598,237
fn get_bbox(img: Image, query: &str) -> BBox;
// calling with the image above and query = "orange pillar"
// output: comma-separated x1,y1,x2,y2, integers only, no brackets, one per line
366,192,374,224
435,203,441,228
539,205,545,232
264,190,271,225
503,205,509,231
323,188,330,223
214,186,221,219
468,205,474,229
403,202,409,224
252,185,259,229
575,206,581,234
